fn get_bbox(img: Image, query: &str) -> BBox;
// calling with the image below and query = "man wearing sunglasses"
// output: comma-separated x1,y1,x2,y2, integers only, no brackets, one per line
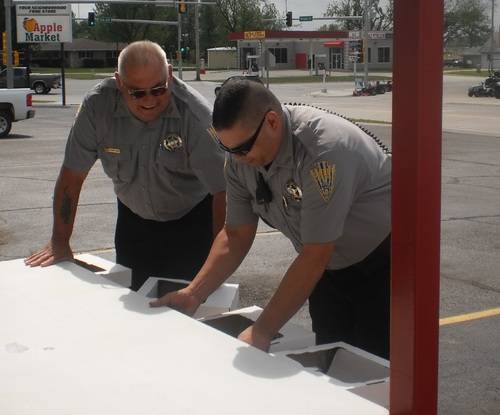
26,41,226,292
151,77,391,359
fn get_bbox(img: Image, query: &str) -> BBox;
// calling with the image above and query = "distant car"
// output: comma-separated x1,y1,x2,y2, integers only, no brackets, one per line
0,67,61,94
214,75,262,96
0,88,35,138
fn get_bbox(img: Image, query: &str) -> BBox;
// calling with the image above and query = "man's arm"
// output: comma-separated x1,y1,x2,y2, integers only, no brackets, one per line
238,241,335,351
211,191,226,238
150,222,257,311
25,166,88,267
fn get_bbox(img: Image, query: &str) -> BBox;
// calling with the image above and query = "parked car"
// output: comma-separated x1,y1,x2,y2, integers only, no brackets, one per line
353,80,392,96
0,88,35,137
0,67,61,94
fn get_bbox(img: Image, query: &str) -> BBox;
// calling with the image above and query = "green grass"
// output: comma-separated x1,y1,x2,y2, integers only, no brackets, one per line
444,69,492,77
353,118,392,125
212,75,392,84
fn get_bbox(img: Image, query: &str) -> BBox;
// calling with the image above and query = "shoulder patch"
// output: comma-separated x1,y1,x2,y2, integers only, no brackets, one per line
310,161,336,202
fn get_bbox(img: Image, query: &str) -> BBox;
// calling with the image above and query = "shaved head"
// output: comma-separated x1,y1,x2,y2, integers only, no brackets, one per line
117,40,168,81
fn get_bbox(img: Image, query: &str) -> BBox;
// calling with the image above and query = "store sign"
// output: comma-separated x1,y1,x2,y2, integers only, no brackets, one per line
16,4,72,43
244,31,266,40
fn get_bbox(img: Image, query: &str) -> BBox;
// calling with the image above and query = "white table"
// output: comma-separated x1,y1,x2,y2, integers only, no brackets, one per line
0,259,388,415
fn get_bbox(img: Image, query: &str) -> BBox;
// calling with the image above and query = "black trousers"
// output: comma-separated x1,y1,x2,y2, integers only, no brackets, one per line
308,235,391,359
115,196,214,292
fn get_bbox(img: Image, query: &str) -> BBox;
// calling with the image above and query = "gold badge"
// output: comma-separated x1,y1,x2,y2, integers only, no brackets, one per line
310,161,336,202
162,134,183,152
285,180,302,202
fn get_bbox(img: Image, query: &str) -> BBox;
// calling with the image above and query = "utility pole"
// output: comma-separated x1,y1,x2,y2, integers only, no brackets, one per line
177,12,183,80
4,0,14,88
363,0,370,85
490,0,495,72
195,0,200,80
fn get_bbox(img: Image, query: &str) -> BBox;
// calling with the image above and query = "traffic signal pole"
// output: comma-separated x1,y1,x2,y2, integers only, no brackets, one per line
3,0,14,88
363,0,370,85
177,12,183,80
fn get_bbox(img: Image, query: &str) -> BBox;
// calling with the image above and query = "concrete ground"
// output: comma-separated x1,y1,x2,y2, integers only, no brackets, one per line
1,72,499,414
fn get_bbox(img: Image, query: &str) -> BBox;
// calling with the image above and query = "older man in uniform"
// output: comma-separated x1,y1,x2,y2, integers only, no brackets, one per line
26,41,226,291
151,77,391,359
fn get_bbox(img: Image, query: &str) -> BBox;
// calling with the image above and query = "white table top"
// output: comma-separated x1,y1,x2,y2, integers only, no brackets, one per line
0,259,388,415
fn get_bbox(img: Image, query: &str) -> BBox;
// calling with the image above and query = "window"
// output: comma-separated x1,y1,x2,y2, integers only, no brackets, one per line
106,51,118,58
268,48,288,64
377,47,390,63
368,48,372,63
78,51,94,59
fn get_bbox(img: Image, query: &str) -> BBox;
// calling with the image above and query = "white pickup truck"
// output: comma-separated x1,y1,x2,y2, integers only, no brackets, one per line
0,88,35,138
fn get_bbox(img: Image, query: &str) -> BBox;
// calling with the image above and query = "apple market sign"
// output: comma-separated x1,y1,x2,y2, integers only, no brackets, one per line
16,4,72,43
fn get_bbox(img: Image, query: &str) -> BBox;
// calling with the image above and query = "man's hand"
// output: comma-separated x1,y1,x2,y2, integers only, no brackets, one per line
149,287,201,316
24,241,73,267
238,324,274,352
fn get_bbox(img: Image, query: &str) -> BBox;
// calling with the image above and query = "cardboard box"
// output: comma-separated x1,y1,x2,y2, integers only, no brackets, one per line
199,305,316,353
137,276,239,319
74,253,131,288
274,341,390,389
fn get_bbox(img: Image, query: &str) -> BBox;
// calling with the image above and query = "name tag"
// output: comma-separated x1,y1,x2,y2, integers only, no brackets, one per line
104,147,121,155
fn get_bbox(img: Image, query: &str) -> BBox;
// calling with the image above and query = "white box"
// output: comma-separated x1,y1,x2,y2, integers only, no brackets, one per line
199,305,316,353
349,381,390,409
137,276,239,319
1,258,389,415
74,253,131,287
274,341,390,389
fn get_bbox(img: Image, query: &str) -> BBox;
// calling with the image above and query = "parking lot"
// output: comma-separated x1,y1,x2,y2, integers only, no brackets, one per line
1,73,499,414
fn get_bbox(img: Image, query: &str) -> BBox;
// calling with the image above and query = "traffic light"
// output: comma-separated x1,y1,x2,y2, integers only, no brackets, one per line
2,33,7,65
180,46,190,59
286,11,292,27
88,12,96,27
13,51,19,66
178,1,187,14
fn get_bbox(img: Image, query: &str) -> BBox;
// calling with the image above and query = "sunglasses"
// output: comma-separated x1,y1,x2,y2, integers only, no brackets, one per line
216,110,271,155
127,83,168,100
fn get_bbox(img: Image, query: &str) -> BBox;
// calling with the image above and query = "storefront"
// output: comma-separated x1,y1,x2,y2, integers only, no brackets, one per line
228,30,393,72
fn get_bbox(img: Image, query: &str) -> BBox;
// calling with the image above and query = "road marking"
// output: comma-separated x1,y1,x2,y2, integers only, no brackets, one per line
440,307,500,326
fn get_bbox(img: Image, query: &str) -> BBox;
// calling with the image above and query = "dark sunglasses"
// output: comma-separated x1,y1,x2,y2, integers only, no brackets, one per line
216,110,271,155
127,84,168,100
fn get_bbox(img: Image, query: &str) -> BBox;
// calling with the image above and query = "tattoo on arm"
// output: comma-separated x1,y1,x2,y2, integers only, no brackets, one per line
60,187,72,224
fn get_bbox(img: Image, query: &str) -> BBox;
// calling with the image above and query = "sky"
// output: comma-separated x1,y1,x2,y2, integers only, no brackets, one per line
72,0,333,30
72,0,499,32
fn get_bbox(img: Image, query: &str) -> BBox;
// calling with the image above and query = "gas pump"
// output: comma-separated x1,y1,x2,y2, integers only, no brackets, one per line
245,55,260,76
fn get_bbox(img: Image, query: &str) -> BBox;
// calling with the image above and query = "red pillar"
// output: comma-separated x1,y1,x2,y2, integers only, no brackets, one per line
390,1,443,414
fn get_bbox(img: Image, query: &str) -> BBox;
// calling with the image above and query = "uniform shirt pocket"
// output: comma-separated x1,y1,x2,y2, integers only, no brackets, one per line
155,144,187,171
98,146,134,183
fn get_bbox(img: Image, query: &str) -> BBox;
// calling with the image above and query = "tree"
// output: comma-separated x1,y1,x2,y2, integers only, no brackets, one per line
213,0,282,35
444,0,491,48
322,0,394,32
199,0,282,52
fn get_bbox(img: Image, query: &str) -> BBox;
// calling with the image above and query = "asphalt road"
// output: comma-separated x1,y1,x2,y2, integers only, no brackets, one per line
1,76,499,414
